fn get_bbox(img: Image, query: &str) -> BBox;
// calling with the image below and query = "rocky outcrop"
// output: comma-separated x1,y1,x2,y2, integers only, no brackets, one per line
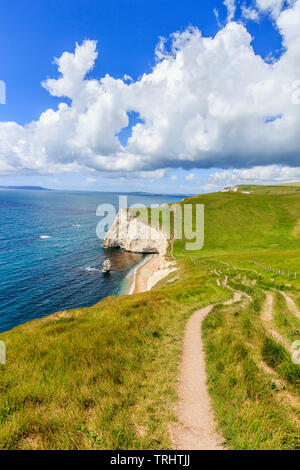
103,209,168,255
102,259,112,273
222,185,239,192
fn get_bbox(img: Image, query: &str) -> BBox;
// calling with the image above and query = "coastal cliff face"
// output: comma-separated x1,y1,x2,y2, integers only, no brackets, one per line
103,209,169,255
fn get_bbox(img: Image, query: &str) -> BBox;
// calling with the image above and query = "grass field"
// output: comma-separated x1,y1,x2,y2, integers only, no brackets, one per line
0,184,299,449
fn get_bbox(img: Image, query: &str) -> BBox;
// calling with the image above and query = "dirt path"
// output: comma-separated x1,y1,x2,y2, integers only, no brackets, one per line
261,293,293,353
261,293,273,322
224,291,242,304
280,291,300,321
171,291,242,450
171,305,223,450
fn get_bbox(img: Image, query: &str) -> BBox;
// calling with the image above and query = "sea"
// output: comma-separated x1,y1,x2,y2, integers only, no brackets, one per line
0,189,183,333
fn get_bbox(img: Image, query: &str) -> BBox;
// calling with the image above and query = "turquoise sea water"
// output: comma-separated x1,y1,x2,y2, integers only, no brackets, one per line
0,189,182,333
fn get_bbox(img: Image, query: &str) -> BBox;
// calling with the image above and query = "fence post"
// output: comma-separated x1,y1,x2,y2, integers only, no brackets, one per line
253,262,296,280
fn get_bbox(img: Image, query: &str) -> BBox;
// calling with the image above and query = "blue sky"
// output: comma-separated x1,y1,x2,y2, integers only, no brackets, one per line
0,0,299,193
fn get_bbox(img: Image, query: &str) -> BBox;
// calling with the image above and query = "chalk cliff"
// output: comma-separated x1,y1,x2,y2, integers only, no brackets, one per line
102,209,169,255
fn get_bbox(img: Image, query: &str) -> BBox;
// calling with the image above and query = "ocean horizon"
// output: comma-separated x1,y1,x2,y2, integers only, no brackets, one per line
0,189,183,333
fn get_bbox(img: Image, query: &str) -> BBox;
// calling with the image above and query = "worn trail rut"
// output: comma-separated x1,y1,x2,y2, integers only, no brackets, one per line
171,291,242,450
261,293,293,353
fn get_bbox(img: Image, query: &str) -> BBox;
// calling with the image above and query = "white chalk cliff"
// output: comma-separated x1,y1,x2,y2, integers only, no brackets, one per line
103,209,169,255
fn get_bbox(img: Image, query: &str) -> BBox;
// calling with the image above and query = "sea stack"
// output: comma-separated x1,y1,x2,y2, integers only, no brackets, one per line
102,259,112,274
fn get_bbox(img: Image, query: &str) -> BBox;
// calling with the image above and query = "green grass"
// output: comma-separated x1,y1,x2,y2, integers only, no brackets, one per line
204,320,299,448
203,285,300,449
279,182,300,187
243,184,300,194
273,292,300,344
261,336,300,389
0,184,300,449
0,261,229,449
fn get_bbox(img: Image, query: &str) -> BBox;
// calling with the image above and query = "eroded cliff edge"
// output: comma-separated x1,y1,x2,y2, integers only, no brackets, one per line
102,208,169,255
103,209,177,290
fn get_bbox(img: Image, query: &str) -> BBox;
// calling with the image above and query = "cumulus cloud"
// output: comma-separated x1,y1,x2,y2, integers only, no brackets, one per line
208,165,300,186
1,1,300,177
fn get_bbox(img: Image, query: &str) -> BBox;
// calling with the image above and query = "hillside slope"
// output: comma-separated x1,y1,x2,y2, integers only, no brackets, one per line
0,186,299,449
176,188,300,289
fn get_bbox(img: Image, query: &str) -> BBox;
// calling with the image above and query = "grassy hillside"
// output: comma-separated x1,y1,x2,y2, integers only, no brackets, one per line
175,188,300,287
0,185,299,449
227,183,300,194
190,190,299,250
279,182,300,187
0,262,229,449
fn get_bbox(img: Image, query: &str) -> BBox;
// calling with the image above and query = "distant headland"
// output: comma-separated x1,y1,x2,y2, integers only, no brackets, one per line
0,185,53,191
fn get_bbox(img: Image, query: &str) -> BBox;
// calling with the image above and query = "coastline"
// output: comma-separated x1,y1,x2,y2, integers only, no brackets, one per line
103,205,177,296
128,255,153,294
124,253,177,295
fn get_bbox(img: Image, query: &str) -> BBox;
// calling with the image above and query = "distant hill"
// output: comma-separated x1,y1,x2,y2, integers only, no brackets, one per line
278,182,300,187
222,184,300,195
0,185,53,191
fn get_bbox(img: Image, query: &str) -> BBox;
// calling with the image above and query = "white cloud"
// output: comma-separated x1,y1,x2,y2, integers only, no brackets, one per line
208,165,300,186
185,173,196,181
213,8,223,28
241,4,260,21
170,175,178,180
42,40,98,99
123,74,133,83
139,169,166,179
1,1,300,177
224,0,236,22
255,0,285,18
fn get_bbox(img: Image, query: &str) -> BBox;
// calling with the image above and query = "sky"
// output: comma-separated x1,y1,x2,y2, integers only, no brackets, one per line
0,0,299,194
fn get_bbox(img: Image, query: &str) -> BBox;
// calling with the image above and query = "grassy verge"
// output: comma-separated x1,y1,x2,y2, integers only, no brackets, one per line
273,292,300,344
261,336,300,390
202,283,300,449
